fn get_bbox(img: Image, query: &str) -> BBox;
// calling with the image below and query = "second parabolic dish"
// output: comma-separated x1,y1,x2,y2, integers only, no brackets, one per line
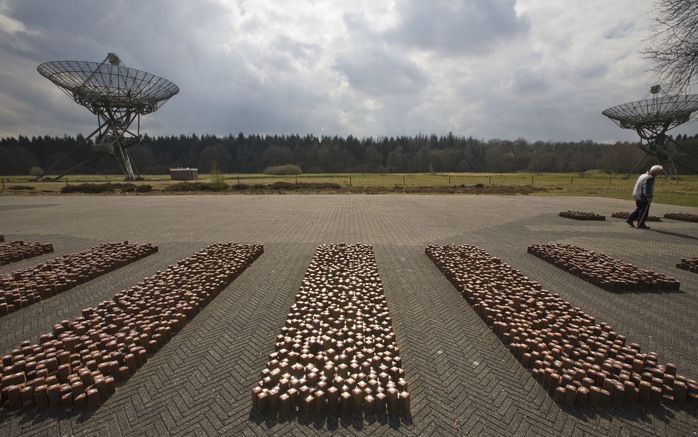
602,94,698,129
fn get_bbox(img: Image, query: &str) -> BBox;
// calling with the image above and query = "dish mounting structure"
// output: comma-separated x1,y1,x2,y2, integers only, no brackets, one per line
37,53,179,180
602,86,698,178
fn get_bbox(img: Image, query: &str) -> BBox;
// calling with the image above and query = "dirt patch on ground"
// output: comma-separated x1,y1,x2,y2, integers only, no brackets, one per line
3,182,548,195
228,183,547,195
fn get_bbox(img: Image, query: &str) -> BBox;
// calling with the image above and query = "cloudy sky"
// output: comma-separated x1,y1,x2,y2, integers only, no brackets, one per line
0,0,695,143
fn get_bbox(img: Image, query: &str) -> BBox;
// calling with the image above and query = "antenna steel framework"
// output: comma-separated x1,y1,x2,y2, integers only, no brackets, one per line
602,88,698,177
37,53,179,180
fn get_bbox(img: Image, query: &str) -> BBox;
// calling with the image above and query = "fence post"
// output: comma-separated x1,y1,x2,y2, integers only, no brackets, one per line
295,175,298,185
349,175,352,188
489,175,492,186
570,176,573,185
403,175,406,187
448,175,451,186
531,175,534,185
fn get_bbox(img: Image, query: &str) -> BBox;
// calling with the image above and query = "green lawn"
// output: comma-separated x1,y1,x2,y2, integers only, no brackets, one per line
2,172,697,207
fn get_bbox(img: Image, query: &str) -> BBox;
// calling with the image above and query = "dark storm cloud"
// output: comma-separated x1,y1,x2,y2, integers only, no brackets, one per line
0,0,344,136
389,0,530,55
329,11,429,99
0,42,93,137
0,0,679,142
334,45,427,96
3,0,225,66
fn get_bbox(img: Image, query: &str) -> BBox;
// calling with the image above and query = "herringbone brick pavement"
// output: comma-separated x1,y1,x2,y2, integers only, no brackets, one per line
0,195,696,436
0,239,203,353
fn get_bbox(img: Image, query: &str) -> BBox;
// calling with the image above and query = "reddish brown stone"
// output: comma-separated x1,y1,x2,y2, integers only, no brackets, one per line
427,244,692,410
86,388,100,409
251,244,407,421
0,244,263,412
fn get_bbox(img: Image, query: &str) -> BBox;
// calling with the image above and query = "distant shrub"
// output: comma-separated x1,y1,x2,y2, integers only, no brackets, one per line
231,182,342,191
62,183,116,193
136,184,153,193
269,181,341,190
8,185,35,191
28,166,44,177
263,164,303,175
232,184,266,190
60,183,152,193
209,160,227,191
121,184,153,193
164,182,228,192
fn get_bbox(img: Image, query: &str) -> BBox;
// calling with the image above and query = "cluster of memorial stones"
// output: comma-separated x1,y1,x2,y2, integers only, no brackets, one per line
676,257,698,273
426,244,697,407
0,242,158,316
664,212,698,222
0,243,262,411
0,240,54,266
252,243,410,419
558,211,605,221
559,211,698,223
0,230,695,417
611,212,661,222
527,243,680,292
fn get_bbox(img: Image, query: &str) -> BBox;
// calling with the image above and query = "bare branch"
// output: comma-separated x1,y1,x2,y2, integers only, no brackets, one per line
644,0,698,91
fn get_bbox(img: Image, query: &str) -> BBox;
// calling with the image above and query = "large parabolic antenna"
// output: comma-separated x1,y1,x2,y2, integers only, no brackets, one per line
37,53,179,180
602,86,698,177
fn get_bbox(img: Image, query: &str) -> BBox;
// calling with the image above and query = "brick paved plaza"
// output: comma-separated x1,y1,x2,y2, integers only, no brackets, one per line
1,194,697,436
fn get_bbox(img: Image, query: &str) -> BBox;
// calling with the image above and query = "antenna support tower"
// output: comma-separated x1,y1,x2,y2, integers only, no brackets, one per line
602,86,698,177
37,53,179,180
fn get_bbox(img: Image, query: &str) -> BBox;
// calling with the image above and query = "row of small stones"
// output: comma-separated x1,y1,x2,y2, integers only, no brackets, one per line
0,241,54,266
252,244,410,419
527,243,680,292
664,213,698,222
0,242,158,316
676,257,698,273
426,244,697,408
610,212,661,222
561,211,698,223
559,211,605,220
0,243,263,411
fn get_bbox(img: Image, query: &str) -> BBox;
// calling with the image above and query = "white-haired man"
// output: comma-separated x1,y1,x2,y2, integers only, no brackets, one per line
627,164,664,229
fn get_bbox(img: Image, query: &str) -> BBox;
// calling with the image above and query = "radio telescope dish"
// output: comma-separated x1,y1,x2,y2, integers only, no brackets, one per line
602,87,698,177
37,53,179,180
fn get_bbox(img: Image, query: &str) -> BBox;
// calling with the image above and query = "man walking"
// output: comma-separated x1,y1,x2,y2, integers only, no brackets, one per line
627,164,664,229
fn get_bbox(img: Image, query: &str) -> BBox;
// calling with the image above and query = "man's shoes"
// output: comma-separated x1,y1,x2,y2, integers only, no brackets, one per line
626,220,635,228
638,224,651,229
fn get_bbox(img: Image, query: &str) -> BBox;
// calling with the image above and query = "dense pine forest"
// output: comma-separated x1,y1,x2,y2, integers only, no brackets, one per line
1,133,697,175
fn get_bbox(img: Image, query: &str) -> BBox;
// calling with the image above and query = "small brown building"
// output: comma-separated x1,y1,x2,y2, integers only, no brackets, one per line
169,168,198,180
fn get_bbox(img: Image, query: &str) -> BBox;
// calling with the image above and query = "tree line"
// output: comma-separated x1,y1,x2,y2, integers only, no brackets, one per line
1,132,697,175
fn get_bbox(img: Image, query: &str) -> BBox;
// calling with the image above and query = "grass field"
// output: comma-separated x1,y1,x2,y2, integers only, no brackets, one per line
2,172,697,207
